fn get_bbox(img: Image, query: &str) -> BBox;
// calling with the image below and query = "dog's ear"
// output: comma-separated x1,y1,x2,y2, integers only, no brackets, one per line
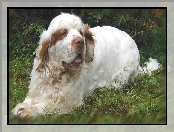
36,40,50,71
36,31,50,71
84,24,95,63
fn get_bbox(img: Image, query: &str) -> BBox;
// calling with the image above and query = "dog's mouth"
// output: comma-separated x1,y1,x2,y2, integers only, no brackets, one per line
62,53,83,70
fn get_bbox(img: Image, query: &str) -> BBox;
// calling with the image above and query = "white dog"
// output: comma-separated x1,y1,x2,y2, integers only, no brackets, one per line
12,13,161,119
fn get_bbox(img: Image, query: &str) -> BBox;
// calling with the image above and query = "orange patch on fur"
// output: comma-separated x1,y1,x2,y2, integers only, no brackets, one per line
39,28,68,62
50,28,68,46
84,25,95,63
84,24,94,45
39,39,50,62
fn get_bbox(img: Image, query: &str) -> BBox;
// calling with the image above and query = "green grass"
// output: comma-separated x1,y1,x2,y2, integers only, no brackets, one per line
8,58,166,124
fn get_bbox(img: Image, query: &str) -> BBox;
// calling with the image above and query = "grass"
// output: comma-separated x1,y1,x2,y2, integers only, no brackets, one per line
8,58,166,124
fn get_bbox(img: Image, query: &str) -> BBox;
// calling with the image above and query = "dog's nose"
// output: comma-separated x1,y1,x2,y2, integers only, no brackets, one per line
74,37,84,46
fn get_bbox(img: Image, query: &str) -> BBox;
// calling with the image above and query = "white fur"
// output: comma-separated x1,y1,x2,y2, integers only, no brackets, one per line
141,57,161,75
12,13,161,118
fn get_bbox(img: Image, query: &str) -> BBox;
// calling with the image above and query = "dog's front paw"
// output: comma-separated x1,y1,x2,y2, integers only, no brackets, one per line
12,103,37,119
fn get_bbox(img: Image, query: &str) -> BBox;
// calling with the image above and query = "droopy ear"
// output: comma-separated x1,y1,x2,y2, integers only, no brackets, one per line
36,30,50,71
84,24,95,63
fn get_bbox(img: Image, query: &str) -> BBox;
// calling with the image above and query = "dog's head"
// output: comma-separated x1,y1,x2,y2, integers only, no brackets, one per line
36,13,94,72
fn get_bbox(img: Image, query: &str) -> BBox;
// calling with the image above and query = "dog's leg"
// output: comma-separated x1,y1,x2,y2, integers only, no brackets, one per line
12,97,46,119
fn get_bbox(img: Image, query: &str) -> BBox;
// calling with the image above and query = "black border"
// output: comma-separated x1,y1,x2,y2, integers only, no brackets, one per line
7,6,167,125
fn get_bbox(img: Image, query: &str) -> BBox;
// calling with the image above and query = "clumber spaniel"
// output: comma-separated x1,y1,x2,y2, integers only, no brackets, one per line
12,13,160,119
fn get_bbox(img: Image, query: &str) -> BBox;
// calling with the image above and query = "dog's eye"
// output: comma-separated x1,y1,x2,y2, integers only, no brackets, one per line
61,29,68,37
79,30,83,36
58,29,68,40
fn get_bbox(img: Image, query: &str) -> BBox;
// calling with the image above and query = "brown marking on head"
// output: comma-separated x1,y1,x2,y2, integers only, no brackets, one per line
84,24,95,63
84,24,94,45
37,28,68,71
39,28,68,60
50,28,68,47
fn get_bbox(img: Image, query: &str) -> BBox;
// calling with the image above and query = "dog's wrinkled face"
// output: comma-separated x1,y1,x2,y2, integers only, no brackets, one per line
37,13,87,71
49,28,85,70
